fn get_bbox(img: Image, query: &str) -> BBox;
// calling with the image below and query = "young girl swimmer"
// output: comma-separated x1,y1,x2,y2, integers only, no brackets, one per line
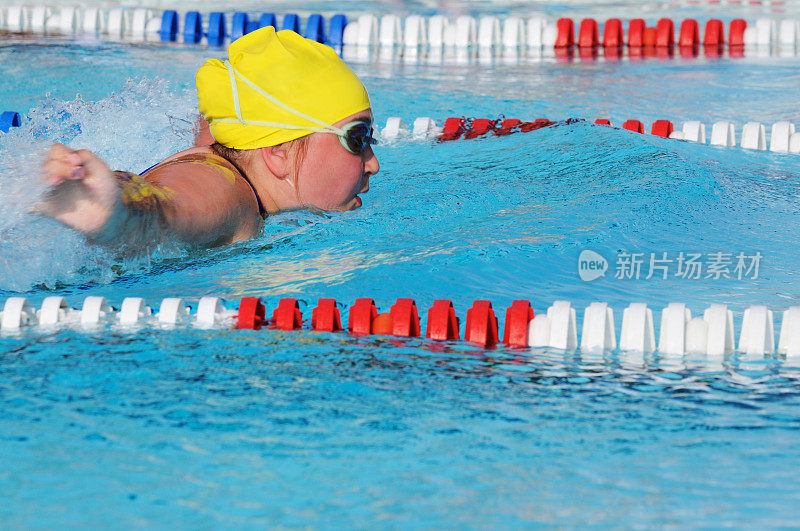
40,27,380,249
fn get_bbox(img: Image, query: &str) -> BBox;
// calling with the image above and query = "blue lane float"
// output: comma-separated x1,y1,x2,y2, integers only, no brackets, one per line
329,14,348,46
305,14,326,43
4,8,347,49
282,13,300,33
159,10,178,42
231,12,249,40
245,19,260,34
0,111,21,133
183,11,202,43
207,12,226,46
260,13,277,30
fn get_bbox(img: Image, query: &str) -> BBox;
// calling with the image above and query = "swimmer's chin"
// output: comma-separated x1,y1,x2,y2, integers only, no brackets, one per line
340,195,363,211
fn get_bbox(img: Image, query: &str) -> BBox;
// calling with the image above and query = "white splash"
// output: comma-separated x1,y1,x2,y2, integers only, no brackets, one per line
0,78,197,291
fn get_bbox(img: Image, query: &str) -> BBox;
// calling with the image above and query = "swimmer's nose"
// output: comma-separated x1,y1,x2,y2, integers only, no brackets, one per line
364,145,379,177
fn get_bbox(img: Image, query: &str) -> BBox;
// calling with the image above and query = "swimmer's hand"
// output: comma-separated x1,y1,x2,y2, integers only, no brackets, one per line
39,143,121,236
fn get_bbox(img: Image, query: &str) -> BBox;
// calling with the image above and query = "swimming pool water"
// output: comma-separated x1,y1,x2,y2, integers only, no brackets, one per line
2,5,800,526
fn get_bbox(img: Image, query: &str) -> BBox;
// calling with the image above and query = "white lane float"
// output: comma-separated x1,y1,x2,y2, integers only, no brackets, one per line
80,296,112,327
119,297,152,326
580,302,616,352
379,14,401,47
38,296,71,327
619,303,656,353
1,297,35,330
741,121,767,150
528,300,578,350
739,305,775,358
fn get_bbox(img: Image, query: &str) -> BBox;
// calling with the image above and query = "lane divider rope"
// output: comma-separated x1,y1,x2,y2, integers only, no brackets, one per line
3,111,796,155
2,7,799,58
1,295,799,357
341,15,797,52
3,110,796,155
381,116,800,154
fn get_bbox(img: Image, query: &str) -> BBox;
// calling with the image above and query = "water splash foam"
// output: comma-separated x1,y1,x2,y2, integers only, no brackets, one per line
0,78,197,292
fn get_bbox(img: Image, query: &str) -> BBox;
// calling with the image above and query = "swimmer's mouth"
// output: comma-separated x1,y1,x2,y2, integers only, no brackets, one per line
349,175,370,209
353,180,369,199
351,185,368,209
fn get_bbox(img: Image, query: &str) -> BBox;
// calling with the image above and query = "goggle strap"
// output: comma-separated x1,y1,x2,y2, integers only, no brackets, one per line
210,118,337,135
226,62,242,121
223,60,344,135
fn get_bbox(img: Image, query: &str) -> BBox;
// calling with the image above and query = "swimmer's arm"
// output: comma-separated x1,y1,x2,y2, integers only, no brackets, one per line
41,144,259,249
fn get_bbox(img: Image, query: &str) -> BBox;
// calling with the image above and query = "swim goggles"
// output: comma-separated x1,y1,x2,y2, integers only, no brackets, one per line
338,120,377,156
211,60,376,156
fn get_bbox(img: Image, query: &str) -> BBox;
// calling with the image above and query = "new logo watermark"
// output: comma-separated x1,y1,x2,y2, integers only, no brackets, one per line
578,250,608,282
577,250,762,282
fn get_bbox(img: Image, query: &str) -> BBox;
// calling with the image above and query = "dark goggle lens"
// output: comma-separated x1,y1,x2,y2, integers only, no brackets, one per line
345,122,376,154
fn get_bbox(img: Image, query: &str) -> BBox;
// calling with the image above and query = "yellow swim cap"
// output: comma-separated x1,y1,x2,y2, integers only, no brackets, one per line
196,27,371,150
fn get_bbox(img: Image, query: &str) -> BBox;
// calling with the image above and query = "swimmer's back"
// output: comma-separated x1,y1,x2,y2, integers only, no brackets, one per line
138,147,263,245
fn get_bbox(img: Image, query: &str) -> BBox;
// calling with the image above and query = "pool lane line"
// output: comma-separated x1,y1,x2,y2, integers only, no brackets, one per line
380,117,800,154
2,8,799,57
1,295,799,357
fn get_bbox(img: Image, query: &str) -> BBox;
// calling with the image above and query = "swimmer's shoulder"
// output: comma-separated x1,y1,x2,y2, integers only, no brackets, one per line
142,147,240,181
140,147,262,220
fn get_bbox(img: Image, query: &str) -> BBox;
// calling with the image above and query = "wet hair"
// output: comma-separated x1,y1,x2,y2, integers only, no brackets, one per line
210,142,243,163
211,137,309,174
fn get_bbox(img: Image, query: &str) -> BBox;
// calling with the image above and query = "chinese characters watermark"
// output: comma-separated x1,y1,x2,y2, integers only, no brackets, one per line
578,250,762,282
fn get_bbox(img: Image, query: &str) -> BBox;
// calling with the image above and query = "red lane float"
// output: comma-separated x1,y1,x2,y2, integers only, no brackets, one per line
578,18,598,48
272,298,303,330
503,300,534,348
390,298,421,337
372,313,393,335
555,18,574,48
628,19,645,47
465,301,499,348
431,115,709,144
440,117,466,141
426,300,460,341
623,120,645,133
679,19,699,47
656,18,674,47
729,19,747,47
495,118,522,136
312,298,343,332
237,297,266,330
520,118,554,132
349,297,377,335
642,26,657,47
703,19,724,46
651,120,674,138
464,118,497,139
603,18,623,47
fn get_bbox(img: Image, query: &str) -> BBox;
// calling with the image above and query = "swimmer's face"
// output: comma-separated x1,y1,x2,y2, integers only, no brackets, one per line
296,109,379,211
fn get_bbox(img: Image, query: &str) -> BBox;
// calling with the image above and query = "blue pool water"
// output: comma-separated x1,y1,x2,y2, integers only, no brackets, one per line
2,9,800,526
